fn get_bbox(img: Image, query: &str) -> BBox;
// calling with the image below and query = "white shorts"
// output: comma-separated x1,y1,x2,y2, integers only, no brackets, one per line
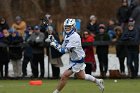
69,61,86,73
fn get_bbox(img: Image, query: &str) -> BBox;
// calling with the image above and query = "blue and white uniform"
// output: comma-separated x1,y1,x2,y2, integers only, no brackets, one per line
47,18,86,73
61,30,86,73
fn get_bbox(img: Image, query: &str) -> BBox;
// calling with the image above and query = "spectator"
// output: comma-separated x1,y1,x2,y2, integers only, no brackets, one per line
87,15,98,36
0,29,9,79
128,0,136,14
130,0,140,29
40,14,56,39
12,16,26,37
9,29,23,78
0,32,3,78
45,14,56,32
81,30,96,75
128,0,133,7
40,18,48,35
0,17,9,32
121,19,139,78
22,26,34,77
107,19,116,40
112,26,127,75
28,25,45,78
0,29,10,79
95,23,110,78
117,0,130,28
46,26,63,79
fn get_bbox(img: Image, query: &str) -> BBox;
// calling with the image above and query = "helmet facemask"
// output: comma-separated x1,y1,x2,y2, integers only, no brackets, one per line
64,18,76,34
64,25,75,34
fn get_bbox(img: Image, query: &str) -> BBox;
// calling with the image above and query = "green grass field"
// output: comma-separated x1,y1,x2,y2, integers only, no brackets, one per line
0,79,140,93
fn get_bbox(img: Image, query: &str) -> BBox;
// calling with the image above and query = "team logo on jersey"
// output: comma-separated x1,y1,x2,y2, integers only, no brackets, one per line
64,40,69,46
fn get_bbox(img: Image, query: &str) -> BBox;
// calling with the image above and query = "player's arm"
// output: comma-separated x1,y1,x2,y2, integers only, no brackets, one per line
50,41,69,54
45,35,69,54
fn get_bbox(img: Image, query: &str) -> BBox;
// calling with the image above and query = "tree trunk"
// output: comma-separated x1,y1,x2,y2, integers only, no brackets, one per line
0,0,13,25
59,0,66,11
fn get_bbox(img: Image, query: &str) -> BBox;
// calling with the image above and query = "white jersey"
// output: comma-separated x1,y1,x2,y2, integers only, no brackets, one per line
62,32,85,61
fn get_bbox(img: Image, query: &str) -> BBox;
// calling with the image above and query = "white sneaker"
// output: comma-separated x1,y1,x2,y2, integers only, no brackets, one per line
96,79,104,93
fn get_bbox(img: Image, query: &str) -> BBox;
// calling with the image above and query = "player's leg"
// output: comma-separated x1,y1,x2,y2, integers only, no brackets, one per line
76,70,97,82
76,70,104,92
53,69,73,93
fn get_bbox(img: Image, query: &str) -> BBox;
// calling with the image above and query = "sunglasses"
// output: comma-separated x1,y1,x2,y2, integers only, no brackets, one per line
28,28,32,30
84,33,89,35
128,25,134,27
99,27,105,29
34,28,39,30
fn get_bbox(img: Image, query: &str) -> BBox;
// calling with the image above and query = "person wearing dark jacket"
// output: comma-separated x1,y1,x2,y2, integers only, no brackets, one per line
112,26,127,75
22,26,33,77
45,26,63,79
50,35,63,79
9,29,23,78
130,0,140,29
0,29,10,79
0,17,9,32
87,15,98,36
28,25,45,78
95,23,110,78
117,0,130,28
121,19,139,78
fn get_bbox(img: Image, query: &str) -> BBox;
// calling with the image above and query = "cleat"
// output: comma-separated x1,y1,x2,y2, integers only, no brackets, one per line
96,79,104,93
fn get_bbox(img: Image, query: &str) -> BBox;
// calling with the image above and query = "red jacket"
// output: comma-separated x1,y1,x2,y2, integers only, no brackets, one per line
82,35,96,71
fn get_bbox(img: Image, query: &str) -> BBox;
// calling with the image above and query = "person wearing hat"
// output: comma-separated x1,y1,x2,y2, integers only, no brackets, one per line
87,15,98,36
45,25,63,79
121,18,139,78
12,16,26,37
8,29,23,78
0,29,9,79
95,23,110,78
22,26,34,78
0,29,11,79
27,25,45,78
112,26,127,75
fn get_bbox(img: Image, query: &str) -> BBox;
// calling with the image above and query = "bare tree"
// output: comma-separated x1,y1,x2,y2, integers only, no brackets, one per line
0,0,13,24
59,0,66,10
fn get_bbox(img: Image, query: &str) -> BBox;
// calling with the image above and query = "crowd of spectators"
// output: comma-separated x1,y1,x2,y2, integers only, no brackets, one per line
0,0,140,79
82,0,140,79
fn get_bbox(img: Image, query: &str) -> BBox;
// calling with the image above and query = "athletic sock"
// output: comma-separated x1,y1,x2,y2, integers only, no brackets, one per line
85,74,96,82
53,89,60,93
